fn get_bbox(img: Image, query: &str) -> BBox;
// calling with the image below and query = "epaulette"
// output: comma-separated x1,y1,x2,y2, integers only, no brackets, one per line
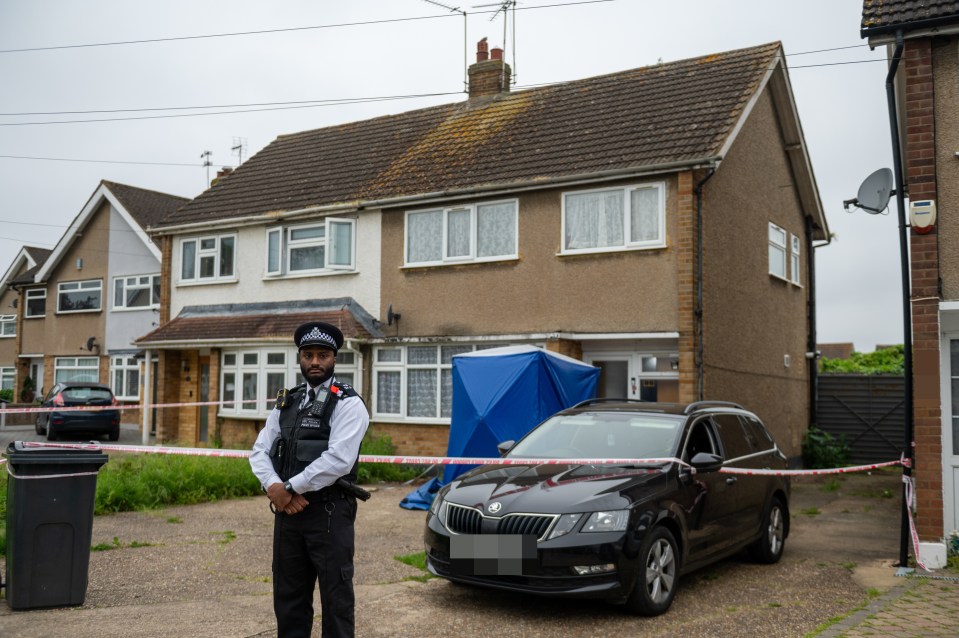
276,383,306,410
331,381,359,398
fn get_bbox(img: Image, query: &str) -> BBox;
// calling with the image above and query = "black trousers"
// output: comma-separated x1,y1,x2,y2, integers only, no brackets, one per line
273,496,357,638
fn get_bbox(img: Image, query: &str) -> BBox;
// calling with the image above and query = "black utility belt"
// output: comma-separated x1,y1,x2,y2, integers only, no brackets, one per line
303,486,354,504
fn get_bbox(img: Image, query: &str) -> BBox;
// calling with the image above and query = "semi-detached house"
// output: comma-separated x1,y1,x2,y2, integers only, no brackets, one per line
137,40,829,459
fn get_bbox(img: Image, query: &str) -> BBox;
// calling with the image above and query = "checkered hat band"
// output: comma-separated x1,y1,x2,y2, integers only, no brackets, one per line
298,327,337,349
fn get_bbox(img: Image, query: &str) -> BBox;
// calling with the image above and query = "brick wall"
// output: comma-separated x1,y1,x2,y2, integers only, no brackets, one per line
545,338,582,360
369,422,450,456
904,38,943,540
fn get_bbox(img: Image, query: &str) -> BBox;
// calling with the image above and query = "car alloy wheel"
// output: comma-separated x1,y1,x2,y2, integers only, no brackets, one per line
749,496,786,564
625,526,679,616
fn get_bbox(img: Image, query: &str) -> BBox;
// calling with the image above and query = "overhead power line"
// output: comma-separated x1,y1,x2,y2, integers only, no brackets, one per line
0,0,616,54
0,154,219,167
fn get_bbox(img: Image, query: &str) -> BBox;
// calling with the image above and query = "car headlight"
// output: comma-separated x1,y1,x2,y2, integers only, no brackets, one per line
429,491,443,515
582,510,629,533
546,513,583,540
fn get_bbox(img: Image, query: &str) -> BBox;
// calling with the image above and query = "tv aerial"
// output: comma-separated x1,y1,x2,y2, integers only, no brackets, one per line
843,168,895,215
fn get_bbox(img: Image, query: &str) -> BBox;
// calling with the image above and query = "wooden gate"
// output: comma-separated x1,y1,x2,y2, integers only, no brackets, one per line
816,374,905,464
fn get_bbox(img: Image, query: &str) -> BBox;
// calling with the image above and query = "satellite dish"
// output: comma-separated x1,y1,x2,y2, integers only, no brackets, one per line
387,304,401,326
855,168,894,214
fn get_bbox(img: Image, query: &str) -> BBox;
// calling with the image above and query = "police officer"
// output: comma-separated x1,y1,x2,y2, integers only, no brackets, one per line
250,321,370,638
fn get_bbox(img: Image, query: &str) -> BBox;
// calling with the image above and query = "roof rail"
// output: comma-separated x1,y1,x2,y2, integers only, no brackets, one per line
682,401,744,415
570,398,649,409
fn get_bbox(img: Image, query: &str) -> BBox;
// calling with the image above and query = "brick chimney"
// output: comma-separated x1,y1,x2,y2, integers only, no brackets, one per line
468,37,510,99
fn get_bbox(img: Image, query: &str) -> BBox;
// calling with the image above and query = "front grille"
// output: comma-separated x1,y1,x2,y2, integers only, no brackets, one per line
498,514,555,539
445,503,556,540
446,503,483,534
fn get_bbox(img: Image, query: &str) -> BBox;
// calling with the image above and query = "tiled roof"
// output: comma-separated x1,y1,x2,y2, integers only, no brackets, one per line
862,0,959,35
818,343,855,360
158,42,782,227
136,298,382,346
9,247,51,285
103,181,190,243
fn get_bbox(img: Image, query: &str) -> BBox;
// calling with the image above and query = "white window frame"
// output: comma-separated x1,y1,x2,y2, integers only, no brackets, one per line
372,343,504,422
25,288,46,318
560,183,666,255
219,346,361,418
113,274,161,311
403,199,519,267
178,233,237,285
0,366,13,390
56,279,103,314
768,222,788,281
54,357,100,384
790,233,802,286
111,356,140,400
0,315,14,338
265,218,356,277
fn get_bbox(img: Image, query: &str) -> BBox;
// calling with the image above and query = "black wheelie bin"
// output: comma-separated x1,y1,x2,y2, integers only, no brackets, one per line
3,441,108,610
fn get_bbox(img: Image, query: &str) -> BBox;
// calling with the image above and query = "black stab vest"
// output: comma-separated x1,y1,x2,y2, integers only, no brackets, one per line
276,380,361,486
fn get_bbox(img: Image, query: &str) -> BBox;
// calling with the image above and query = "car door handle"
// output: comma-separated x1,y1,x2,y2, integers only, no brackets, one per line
725,477,737,486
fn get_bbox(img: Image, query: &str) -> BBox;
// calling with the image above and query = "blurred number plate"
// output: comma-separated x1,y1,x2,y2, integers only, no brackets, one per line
449,534,537,576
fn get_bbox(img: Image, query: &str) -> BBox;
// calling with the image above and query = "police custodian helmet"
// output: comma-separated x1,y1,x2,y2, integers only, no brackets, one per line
293,321,344,354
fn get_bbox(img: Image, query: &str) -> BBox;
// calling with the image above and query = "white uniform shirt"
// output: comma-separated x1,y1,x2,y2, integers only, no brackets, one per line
249,376,370,494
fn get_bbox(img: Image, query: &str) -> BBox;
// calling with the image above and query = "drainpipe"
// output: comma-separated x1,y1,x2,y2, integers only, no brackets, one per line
695,166,717,401
806,215,818,424
142,349,152,446
884,30,912,569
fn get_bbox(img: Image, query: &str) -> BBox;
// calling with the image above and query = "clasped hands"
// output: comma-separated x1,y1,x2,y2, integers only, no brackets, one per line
267,482,310,514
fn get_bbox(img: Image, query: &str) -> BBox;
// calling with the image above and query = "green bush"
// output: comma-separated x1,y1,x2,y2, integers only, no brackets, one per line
357,432,420,483
802,426,850,469
0,388,13,402
820,345,904,375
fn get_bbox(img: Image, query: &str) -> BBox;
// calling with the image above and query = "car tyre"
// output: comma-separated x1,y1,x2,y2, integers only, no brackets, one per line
35,415,45,436
46,424,57,441
108,427,120,442
748,496,786,564
625,526,679,616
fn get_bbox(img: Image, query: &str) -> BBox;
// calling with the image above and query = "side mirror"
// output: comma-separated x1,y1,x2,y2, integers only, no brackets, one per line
496,440,515,457
690,452,723,473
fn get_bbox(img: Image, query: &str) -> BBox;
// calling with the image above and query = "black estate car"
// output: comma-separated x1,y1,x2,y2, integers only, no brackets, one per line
424,400,790,616
35,382,121,442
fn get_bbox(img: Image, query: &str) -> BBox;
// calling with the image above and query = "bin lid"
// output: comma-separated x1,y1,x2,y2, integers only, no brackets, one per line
4,441,109,467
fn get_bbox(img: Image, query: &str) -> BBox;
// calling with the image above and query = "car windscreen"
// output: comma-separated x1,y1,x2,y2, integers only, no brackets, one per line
60,387,114,404
507,412,685,460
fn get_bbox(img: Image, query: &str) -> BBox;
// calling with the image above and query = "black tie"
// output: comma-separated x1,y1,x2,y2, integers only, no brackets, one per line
308,389,316,405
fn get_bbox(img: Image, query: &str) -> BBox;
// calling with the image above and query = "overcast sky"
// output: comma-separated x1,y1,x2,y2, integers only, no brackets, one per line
0,0,898,352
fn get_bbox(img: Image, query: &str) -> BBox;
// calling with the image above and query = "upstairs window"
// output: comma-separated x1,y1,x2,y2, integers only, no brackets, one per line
0,315,14,337
179,234,236,283
562,183,665,254
25,288,46,318
114,274,161,310
265,218,355,277
768,223,801,286
57,279,102,313
405,200,517,266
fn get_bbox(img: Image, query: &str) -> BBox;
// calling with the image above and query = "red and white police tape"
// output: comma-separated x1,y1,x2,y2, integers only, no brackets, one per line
0,399,260,414
0,441,928,569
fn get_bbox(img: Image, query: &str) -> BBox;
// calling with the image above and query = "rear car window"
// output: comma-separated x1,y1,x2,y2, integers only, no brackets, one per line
61,387,114,403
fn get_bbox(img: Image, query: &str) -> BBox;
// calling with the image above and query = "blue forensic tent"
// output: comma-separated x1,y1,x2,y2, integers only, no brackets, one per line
400,345,599,510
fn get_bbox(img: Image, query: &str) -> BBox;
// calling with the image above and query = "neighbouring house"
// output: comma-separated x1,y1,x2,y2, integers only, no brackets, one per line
0,246,51,398
6,181,188,429
137,40,828,458
818,342,855,362
861,2,959,547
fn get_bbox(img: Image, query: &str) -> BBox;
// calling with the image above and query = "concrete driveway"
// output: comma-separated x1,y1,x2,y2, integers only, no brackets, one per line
0,456,907,638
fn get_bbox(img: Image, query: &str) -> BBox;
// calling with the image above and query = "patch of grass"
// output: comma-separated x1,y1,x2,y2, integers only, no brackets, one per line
806,614,851,637
821,479,842,493
841,561,857,571
91,536,123,552
166,516,183,524
95,453,262,514
700,571,721,581
394,551,428,571
358,433,420,483
866,587,880,598
218,530,237,545
128,540,155,549
767,602,782,608
801,507,821,517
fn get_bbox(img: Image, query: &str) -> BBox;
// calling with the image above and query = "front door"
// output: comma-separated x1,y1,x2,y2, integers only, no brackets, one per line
585,352,680,402
199,357,210,444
